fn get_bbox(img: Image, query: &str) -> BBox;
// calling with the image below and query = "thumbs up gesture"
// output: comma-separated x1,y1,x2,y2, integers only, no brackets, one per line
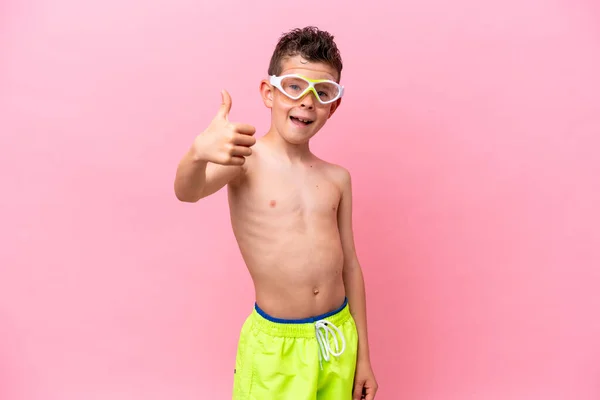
192,90,257,166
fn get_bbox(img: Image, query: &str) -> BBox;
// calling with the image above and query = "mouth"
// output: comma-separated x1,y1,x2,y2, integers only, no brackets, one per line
290,116,314,126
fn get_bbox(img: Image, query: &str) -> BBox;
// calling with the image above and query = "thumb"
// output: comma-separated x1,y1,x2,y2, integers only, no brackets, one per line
353,381,363,400
218,89,232,120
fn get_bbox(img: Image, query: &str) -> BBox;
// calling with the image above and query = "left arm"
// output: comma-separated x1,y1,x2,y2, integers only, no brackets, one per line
337,169,378,400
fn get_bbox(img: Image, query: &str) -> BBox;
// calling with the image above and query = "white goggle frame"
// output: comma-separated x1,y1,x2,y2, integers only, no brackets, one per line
269,74,344,105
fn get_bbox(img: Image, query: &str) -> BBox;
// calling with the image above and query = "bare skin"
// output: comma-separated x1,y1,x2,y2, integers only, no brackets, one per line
174,55,378,399
228,140,347,319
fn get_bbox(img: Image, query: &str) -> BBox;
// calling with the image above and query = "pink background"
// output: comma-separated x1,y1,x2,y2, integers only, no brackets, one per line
1,0,600,399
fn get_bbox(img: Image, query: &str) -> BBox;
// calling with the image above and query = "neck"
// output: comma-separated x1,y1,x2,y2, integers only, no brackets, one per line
262,128,313,163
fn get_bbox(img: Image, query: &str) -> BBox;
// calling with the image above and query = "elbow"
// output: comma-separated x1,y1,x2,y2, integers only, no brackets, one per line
174,185,202,203
343,257,362,274
175,193,199,203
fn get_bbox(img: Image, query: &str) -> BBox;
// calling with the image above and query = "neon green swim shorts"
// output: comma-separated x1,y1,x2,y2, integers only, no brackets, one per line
232,298,358,399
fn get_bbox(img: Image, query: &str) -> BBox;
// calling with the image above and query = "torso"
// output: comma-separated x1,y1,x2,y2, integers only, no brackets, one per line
227,140,347,319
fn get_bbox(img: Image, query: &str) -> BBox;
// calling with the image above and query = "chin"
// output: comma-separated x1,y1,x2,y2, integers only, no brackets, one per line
281,131,314,145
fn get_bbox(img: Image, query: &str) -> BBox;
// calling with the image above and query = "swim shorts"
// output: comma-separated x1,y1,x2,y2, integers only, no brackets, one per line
232,298,358,399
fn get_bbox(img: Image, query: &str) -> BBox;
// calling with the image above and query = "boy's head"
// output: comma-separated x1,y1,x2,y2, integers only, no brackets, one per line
268,26,343,83
260,27,344,146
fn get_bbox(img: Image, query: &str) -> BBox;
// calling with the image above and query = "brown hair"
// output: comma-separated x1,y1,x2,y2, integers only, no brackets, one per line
268,26,343,82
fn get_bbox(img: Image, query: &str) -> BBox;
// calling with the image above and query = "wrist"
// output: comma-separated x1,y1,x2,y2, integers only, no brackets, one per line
357,349,371,363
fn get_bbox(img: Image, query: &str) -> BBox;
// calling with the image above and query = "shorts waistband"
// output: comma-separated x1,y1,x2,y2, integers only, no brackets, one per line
251,298,351,338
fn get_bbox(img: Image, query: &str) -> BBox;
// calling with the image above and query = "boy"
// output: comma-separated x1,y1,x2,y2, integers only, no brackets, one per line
174,27,378,400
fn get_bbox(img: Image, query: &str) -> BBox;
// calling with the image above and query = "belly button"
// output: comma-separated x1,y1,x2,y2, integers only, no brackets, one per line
313,288,319,295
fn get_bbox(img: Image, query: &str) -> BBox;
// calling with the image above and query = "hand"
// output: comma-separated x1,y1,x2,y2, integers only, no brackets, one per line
353,358,378,400
192,90,256,166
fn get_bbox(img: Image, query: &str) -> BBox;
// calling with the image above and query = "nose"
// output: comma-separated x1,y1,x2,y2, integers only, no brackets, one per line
300,90,316,109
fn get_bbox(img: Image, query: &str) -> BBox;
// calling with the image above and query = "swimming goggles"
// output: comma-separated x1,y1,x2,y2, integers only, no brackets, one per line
269,74,344,105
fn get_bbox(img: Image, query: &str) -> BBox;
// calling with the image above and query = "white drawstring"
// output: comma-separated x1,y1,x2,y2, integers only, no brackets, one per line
315,319,346,370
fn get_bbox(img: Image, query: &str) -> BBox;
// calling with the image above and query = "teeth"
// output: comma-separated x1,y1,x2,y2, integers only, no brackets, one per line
295,118,311,123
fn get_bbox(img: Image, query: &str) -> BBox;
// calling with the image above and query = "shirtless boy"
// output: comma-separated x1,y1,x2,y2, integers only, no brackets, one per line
174,27,378,400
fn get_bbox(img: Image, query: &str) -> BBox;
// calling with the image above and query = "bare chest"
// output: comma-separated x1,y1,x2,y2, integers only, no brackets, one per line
239,165,342,216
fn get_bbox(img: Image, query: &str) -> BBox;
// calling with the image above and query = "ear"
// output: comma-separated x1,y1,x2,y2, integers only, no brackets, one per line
260,79,274,108
327,98,342,119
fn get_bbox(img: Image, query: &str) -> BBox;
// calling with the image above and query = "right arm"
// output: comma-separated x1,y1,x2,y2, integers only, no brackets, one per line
173,90,255,202
174,146,244,202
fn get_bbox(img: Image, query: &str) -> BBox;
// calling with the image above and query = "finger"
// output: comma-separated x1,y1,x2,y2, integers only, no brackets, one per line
365,385,376,400
224,155,245,166
230,145,252,157
233,122,256,135
217,90,232,120
353,382,364,400
232,133,256,147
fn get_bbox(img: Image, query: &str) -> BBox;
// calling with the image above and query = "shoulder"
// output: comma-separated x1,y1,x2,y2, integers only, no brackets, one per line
317,158,352,191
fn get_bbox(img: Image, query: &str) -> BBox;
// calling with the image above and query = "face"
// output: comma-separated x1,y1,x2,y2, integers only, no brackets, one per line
260,55,342,145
